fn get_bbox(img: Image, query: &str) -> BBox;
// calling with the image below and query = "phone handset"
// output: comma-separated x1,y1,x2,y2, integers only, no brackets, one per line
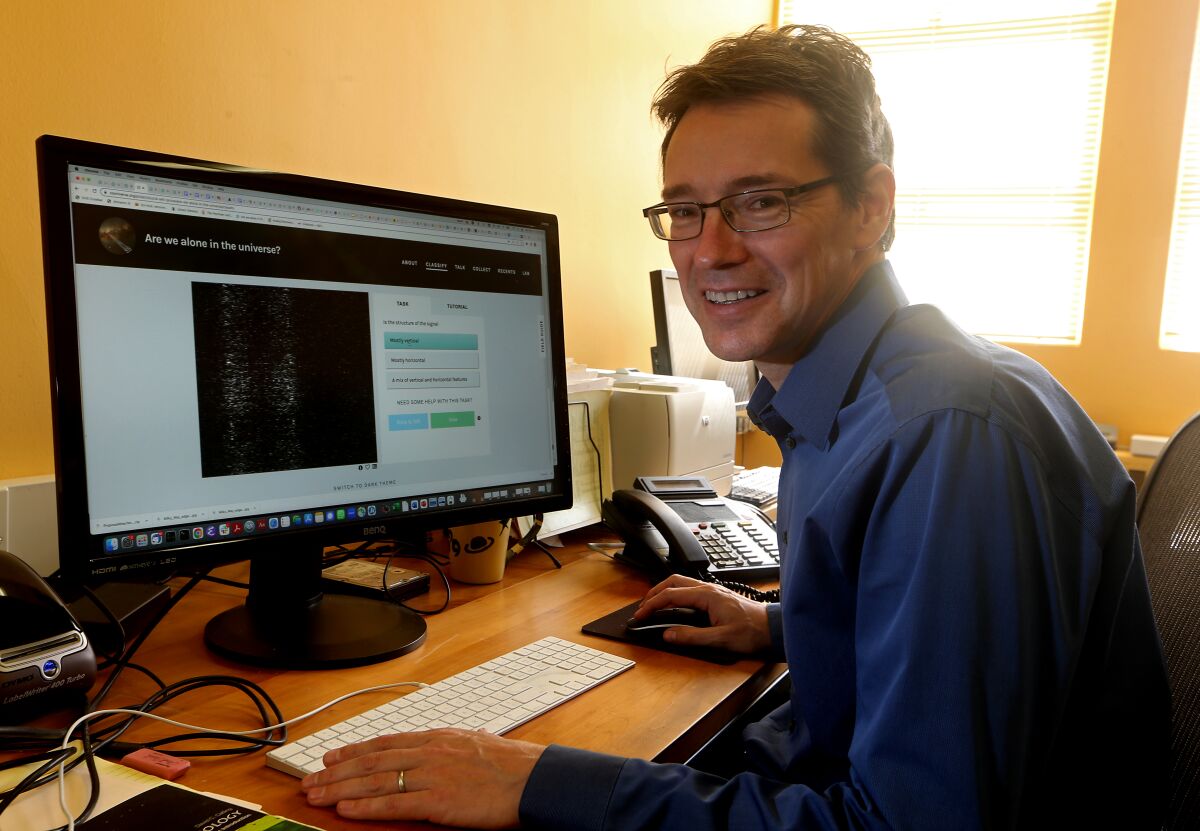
609,488,713,581
604,487,782,603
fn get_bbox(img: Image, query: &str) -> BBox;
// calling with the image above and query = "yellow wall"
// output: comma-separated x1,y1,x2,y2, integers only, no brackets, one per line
2,0,1199,482
0,0,770,479
742,0,1200,469
1019,0,1200,448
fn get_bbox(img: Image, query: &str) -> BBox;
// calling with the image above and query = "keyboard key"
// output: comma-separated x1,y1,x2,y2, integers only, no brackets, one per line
266,637,634,779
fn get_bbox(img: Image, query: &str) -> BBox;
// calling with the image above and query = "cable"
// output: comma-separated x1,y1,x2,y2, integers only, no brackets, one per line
568,400,606,505
500,401,604,570
385,552,451,614
87,572,205,711
0,727,74,751
509,514,560,568
107,661,167,690
195,573,250,590
87,675,288,757
0,675,292,824
533,539,562,568
717,580,780,603
0,747,77,775
81,587,169,697
329,539,453,614
78,583,127,666
53,678,426,830
0,748,78,825
1,574,196,819
748,503,777,530
0,740,99,831
2,675,427,829
0,571,247,824
1,563,410,825
723,508,778,601
74,682,428,745
56,726,101,830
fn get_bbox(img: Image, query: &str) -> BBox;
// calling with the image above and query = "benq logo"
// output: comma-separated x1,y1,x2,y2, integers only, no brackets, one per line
363,525,387,535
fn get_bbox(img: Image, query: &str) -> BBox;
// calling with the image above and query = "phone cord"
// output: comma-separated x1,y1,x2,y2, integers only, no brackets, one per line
719,580,780,603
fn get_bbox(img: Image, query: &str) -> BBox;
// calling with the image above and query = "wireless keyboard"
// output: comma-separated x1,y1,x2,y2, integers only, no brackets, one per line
266,636,635,778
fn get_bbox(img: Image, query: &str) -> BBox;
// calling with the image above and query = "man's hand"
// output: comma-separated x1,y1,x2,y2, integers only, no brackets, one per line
300,728,546,829
633,574,772,653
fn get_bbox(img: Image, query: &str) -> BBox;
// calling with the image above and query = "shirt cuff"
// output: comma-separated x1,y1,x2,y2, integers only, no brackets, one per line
766,602,786,660
519,744,627,831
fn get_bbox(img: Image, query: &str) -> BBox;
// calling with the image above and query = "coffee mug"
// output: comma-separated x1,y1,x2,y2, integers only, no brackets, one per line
447,519,511,584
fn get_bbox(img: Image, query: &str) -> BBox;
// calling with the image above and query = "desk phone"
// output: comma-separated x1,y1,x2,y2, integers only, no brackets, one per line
602,475,779,581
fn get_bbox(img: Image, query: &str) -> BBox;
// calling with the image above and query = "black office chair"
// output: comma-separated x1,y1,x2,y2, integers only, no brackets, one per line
1136,412,1200,830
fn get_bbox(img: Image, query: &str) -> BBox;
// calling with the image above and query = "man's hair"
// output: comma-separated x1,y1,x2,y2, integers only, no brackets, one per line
653,24,895,251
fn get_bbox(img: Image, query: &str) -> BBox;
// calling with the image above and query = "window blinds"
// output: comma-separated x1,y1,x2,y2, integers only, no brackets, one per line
1162,17,1200,353
777,1,1114,344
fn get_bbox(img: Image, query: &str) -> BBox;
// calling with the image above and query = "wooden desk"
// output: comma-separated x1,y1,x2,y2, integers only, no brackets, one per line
1116,449,1156,489
84,536,783,829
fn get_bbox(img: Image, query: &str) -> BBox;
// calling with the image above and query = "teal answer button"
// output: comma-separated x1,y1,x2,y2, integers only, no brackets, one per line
385,333,479,350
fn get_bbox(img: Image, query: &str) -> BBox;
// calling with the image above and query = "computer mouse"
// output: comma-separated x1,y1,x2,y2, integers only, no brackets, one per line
625,606,711,631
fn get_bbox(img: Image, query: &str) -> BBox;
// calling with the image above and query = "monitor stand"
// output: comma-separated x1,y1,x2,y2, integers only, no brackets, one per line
204,543,426,669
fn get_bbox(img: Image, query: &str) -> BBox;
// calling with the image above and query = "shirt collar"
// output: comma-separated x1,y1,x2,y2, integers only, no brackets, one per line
748,261,908,451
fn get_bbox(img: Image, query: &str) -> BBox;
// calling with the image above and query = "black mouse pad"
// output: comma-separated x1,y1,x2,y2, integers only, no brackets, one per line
581,601,739,665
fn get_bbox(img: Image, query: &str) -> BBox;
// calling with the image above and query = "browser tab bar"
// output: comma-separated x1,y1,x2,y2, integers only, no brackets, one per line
67,164,545,255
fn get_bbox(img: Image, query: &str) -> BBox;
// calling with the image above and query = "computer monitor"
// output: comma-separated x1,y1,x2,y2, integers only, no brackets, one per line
36,136,572,669
648,269,759,406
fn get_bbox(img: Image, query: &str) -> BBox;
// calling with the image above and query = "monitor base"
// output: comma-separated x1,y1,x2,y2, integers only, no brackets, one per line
205,593,426,669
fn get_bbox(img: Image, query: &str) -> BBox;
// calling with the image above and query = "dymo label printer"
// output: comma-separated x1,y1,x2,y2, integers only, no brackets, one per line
0,549,96,719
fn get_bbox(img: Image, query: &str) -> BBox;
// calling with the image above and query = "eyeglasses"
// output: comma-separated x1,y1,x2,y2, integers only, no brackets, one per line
642,175,842,241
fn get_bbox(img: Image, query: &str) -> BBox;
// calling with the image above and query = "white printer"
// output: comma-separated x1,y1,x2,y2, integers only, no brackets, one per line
600,370,737,495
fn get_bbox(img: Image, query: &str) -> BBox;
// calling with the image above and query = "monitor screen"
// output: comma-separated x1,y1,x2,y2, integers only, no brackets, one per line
37,135,572,668
648,269,759,406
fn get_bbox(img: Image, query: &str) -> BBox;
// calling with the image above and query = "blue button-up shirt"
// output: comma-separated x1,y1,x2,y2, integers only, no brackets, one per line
520,262,1168,830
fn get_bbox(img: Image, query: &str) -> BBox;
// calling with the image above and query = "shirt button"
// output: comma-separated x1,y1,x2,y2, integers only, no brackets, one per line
784,436,796,449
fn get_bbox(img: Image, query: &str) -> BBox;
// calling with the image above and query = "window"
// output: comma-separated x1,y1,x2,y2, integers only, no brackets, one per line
777,1,1115,344
1162,18,1200,353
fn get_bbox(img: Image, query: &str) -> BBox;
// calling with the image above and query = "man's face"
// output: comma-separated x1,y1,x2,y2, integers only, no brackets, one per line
662,95,876,387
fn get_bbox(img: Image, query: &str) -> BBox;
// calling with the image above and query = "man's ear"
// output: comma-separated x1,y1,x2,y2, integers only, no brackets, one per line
854,163,896,251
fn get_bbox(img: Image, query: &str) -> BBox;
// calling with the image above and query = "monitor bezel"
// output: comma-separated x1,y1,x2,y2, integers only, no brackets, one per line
37,134,573,584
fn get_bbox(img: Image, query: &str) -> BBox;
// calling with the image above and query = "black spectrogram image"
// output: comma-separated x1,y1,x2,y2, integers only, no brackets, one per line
192,282,377,477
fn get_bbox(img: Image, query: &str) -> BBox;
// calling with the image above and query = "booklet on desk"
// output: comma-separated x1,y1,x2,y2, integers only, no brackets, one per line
77,782,320,831
0,750,322,831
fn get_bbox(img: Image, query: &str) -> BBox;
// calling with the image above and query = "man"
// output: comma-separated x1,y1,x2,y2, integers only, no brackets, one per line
300,25,1169,829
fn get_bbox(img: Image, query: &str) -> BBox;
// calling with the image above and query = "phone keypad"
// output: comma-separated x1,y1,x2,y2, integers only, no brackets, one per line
694,520,780,579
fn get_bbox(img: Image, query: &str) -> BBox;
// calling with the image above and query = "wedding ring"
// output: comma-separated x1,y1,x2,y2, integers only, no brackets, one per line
397,769,407,794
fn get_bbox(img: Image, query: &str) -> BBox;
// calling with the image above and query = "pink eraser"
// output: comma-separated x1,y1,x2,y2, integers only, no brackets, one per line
120,748,190,781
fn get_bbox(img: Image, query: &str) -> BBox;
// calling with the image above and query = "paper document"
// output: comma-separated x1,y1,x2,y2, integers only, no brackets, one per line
0,750,320,831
